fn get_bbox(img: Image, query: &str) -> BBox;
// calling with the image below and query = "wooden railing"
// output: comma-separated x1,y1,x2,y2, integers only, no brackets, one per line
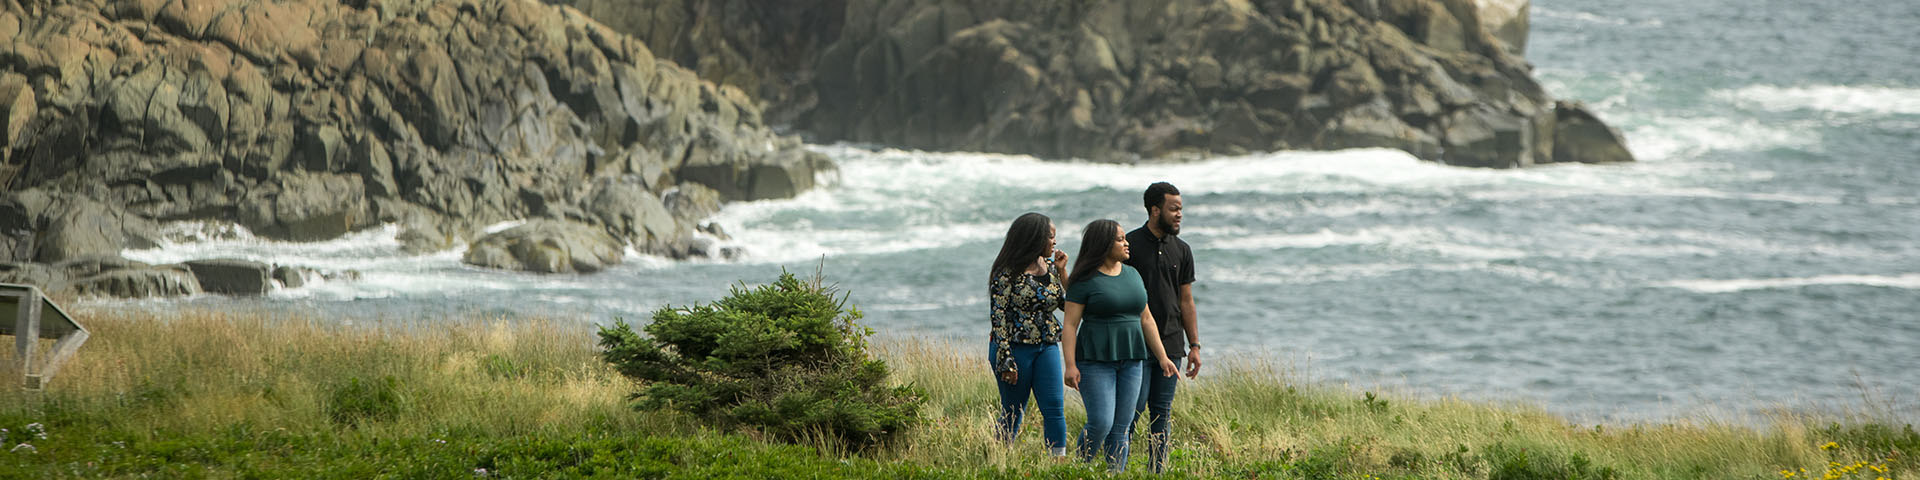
1,284,89,390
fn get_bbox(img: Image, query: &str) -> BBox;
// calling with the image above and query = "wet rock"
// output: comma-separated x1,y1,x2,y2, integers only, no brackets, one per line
272,265,318,289
1550,101,1635,165
183,258,274,296
66,266,202,299
1441,106,1534,168
462,220,624,274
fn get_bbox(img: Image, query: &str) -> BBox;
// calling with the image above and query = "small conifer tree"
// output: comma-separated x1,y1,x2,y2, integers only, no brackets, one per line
598,272,924,450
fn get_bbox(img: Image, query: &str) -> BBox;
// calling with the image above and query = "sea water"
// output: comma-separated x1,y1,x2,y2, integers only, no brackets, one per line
115,0,1920,423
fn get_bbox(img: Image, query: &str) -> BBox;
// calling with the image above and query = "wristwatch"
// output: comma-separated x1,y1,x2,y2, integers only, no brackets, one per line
1188,343,1201,349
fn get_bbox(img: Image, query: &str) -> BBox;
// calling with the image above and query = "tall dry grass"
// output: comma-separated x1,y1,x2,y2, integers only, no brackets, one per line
2,308,1910,478
2,307,667,441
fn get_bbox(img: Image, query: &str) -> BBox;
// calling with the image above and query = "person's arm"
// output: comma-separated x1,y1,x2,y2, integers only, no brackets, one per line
1179,283,1200,378
1061,301,1084,389
989,274,1018,383
1141,306,1178,378
1051,250,1069,301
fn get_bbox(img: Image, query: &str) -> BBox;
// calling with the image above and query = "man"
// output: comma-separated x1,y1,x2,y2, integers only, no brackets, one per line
1124,181,1200,474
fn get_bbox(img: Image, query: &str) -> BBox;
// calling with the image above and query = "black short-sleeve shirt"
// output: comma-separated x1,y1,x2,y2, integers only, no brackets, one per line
1124,224,1196,358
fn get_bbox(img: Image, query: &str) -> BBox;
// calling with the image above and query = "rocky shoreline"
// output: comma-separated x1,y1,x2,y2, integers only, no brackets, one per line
568,0,1634,167
4,0,1635,298
1,0,826,296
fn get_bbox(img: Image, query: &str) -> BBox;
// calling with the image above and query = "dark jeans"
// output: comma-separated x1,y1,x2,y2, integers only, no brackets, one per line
991,342,1066,451
1076,359,1143,473
1134,357,1183,473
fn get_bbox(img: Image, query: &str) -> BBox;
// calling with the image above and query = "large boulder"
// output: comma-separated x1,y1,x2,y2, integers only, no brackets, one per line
586,175,683,254
238,173,372,241
35,197,163,263
29,256,205,299
66,266,203,299
1550,101,1634,165
462,220,624,274
679,147,832,202
183,258,274,296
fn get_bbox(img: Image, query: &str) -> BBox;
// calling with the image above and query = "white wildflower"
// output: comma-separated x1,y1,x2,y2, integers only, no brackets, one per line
9,443,35,454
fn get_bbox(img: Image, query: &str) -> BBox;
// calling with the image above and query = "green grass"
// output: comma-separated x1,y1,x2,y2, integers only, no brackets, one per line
0,307,1912,479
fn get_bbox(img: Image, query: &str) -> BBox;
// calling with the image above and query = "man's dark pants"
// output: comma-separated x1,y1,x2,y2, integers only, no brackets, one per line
1132,357,1182,473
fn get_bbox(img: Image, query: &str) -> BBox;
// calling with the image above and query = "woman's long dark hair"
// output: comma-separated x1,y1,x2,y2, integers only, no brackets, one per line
1066,219,1122,291
989,213,1053,279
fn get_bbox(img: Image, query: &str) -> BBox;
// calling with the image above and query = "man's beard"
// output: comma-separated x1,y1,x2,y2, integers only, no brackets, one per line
1158,215,1179,236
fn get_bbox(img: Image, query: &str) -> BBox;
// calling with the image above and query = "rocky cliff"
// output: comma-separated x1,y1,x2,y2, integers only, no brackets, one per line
0,0,830,295
568,0,1632,167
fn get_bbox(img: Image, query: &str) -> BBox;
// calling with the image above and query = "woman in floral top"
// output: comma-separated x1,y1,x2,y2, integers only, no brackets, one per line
988,212,1070,456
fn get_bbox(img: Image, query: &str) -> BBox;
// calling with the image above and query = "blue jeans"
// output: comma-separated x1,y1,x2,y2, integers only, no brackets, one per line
1076,359,1143,472
991,342,1067,452
1135,357,1183,473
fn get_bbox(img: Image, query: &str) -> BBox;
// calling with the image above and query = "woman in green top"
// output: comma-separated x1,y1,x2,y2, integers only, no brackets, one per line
1062,219,1178,473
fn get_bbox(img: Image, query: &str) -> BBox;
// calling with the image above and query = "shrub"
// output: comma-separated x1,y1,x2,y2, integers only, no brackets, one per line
598,272,924,451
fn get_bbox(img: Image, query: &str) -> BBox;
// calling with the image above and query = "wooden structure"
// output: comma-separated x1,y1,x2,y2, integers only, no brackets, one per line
1,284,88,389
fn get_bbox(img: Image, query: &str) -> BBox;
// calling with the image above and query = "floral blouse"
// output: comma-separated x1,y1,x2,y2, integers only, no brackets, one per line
988,258,1065,375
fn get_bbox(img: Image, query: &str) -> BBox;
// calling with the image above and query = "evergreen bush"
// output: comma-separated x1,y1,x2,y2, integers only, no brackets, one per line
598,272,924,451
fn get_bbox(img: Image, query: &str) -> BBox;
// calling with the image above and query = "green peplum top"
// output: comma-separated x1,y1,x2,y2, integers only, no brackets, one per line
1064,265,1150,362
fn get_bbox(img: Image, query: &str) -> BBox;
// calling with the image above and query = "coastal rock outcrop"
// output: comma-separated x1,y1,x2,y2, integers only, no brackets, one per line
462,219,624,274
568,0,1627,167
183,259,274,296
0,0,830,286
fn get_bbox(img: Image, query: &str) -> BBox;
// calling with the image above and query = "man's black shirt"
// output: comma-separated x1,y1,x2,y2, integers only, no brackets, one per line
1124,224,1195,358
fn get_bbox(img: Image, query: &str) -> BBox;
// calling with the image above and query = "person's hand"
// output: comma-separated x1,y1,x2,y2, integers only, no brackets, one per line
1052,249,1068,266
1157,357,1178,377
1064,365,1080,390
1185,347,1202,379
998,370,1018,384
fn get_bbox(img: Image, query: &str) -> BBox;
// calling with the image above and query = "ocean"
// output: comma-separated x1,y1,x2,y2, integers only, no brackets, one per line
114,0,1920,423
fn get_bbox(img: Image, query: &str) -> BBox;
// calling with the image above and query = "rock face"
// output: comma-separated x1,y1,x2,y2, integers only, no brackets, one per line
0,0,830,281
183,259,274,296
2,257,203,298
568,0,1627,167
463,219,624,274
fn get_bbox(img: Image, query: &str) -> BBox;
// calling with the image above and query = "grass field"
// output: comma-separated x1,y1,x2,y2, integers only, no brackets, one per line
0,307,1912,478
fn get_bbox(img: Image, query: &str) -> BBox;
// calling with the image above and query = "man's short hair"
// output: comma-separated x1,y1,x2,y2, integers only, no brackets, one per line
1144,182,1180,212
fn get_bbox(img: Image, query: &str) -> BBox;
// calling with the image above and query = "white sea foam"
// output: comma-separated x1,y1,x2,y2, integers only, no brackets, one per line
714,145,1534,262
1657,274,1920,293
1570,224,1882,259
1209,261,1580,286
719,220,1005,264
1533,7,1663,27
801,144,1519,195
1623,115,1819,161
124,223,413,270
1715,85,1920,116
1209,226,1528,260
